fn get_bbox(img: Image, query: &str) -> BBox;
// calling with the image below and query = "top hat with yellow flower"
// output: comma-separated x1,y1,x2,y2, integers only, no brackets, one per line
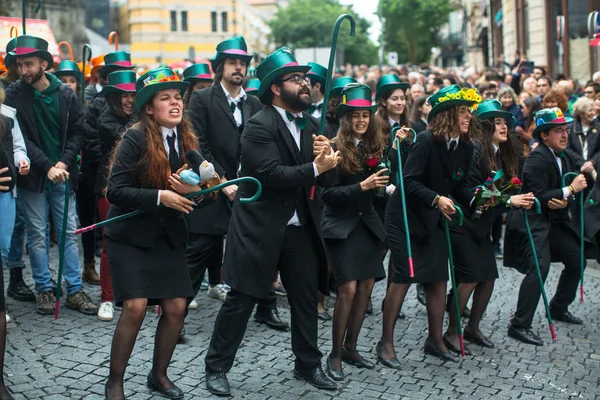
427,84,482,122
134,67,189,113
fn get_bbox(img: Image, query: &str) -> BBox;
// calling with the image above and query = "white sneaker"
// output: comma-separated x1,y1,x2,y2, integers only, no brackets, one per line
97,302,114,321
188,299,199,310
207,284,228,302
5,313,11,324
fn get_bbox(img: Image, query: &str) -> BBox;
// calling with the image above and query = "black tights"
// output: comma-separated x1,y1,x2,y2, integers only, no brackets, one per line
106,298,186,399
445,281,494,346
330,279,375,370
0,258,14,400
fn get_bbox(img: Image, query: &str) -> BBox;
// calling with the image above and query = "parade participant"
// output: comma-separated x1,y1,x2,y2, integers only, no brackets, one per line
243,78,260,96
443,100,534,353
324,76,357,139
83,55,105,104
5,35,98,316
204,47,340,395
182,63,212,109
378,85,481,366
410,95,431,134
504,108,595,346
54,60,82,98
103,67,197,399
95,70,137,322
307,62,327,119
321,83,386,380
0,39,19,87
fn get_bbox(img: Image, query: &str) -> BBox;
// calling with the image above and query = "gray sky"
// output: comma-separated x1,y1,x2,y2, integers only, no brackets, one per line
339,0,381,44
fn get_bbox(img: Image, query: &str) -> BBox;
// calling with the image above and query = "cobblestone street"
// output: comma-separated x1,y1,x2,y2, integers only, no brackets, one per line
3,246,600,399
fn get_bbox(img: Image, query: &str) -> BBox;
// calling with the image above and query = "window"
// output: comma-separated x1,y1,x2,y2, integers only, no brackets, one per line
222,11,228,32
170,10,177,32
211,11,218,32
181,11,188,32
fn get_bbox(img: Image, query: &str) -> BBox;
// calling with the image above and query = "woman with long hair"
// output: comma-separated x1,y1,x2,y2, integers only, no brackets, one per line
410,95,431,134
321,84,387,381
324,76,357,139
443,100,534,354
54,60,83,99
378,85,482,367
521,96,542,156
95,70,137,322
103,68,200,400
182,63,213,109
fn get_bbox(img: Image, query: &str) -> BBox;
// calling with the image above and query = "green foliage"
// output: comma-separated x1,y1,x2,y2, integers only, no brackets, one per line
269,0,378,65
381,0,455,64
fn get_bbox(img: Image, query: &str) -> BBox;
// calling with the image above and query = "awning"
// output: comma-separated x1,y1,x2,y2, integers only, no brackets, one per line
0,17,59,56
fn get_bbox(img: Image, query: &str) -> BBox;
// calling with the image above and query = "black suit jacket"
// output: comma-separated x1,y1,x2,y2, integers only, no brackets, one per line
104,128,188,249
0,115,16,192
222,106,336,299
565,119,600,169
187,84,263,234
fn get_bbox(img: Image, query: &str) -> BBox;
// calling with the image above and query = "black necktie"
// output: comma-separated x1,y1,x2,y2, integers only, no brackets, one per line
448,140,456,161
166,132,179,173
392,122,400,129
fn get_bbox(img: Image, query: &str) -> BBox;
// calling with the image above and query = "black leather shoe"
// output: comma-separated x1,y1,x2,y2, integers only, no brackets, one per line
147,373,184,399
442,335,472,356
293,365,337,390
254,309,290,331
366,299,373,315
7,267,36,302
507,324,543,346
423,339,459,363
550,310,583,325
325,355,344,381
317,311,332,321
464,329,494,348
376,341,401,369
341,347,375,369
416,284,426,306
205,370,231,396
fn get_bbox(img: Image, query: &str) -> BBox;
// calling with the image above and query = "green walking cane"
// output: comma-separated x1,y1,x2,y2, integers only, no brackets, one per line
522,197,557,340
443,203,465,357
561,172,585,303
81,45,92,107
22,0,42,35
54,179,71,319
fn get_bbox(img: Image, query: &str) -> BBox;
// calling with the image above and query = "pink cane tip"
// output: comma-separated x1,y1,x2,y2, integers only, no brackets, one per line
459,335,466,357
408,258,414,278
54,300,60,319
549,324,557,341
309,186,316,200
580,286,584,303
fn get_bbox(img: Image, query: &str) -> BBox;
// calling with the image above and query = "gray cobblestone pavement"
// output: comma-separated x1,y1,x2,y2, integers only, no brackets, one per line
3,244,600,399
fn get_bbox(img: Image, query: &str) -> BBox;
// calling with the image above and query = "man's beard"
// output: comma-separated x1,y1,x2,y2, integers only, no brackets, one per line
226,73,244,87
23,68,44,85
280,85,311,111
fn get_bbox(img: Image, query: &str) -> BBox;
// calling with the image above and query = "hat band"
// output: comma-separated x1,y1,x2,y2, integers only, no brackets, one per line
283,61,300,67
191,74,212,79
345,99,372,107
113,83,136,91
110,61,133,67
222,49,249,56
15,47,42,55
538,117,566,125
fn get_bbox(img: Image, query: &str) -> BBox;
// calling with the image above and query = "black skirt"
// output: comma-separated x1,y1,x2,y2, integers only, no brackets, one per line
326,221,385,288
106,236,193,307
450,230,498,283
0,268,4,312
386,215,448,284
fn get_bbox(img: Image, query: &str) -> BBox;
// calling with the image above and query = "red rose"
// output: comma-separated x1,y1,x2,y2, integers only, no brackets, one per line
511,177,522,186
367,157,380,168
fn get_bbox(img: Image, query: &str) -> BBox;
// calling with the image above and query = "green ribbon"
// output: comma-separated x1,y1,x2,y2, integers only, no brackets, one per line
230,101,240,113
285,110,307,130
34,90,53,104
307,103,323,115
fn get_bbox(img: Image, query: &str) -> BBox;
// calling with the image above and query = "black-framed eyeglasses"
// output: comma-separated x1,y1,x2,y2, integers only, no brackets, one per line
483,92,497,98
281,74,310,85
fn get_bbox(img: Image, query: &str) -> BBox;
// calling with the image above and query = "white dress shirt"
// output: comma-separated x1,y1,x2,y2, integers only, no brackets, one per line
157,126,179,205
311,98,324,119
221,83,247,128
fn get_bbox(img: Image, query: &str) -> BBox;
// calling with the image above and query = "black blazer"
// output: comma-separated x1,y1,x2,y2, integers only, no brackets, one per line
565,119,600,170
187,84,263,235
387,130,474,241
0,115,16,192
585,168,600,245
104,128,188,249
222,106,336,299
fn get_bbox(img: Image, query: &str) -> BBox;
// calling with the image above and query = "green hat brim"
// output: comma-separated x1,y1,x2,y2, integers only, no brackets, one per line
10,50,53,71
428,99,476,122
375,82,409,102
183,76,213,85
210,53,253,72
337,104,377,118
54,69,82,82
257,65,311,104
476,110,516,130
99,64,136,80
532,117,574,139
133,81,190,113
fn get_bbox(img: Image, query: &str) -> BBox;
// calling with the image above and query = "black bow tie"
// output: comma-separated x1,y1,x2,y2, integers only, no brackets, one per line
308,103,323,115
553,150,565,158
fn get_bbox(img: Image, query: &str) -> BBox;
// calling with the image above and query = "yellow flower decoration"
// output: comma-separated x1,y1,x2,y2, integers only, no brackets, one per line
436,87,482,106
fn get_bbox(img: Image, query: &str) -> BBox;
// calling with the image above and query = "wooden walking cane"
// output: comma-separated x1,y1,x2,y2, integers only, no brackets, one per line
81,45,92,107
108,31,119,51
55,179,71,319
22,0,42,35
58,41,74,61
443,204,466,357
561,171,585,303
309,14,356,200
522,198,557,340
10,27,18,39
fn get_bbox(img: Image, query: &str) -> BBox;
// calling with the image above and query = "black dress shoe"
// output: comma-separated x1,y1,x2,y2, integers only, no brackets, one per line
254,309,290,331
416,284,426,306
7,267,36,302
423,339,459,363
463,329,494,348
317,311,332,321
341,347,375,369
550,310,583,325
293,365,337,390
442,335,472,356
325,355,344,381
376,341,401,369
147,373,184,399
507,324,543,346
366,299,373,315
205,370,231,396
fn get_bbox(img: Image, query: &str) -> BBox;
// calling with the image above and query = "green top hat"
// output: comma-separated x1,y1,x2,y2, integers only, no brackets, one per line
9,35,53,71
375,74,409,102
532,107,574,139
329,76,357,97
4,38,17,69
210,36,253,72
183,63,212,84
134,67,189,113
337,83,377,118
244,78,260,95
103,70,137,96
306,62,327,85
99,50,135,80
255,47,311,104
54,60,82,82
473,99,515,130
427,84,482,122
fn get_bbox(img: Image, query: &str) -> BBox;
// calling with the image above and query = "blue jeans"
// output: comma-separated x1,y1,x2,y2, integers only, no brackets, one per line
1,194,26,269
18,183,82,295
0,192,16,252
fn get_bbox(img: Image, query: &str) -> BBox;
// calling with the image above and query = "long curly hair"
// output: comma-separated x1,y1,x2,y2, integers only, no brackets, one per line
428,106,480,142
475,118,521,183
326,94,342,121
332,110,385,176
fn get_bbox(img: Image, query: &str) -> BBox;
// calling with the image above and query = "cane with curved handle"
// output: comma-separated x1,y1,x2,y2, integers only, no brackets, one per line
58,41,74,61
22,0,42,35
561,171,585,303
390,126,417,149
393,136,414,278
81,45,92,106
444,204,465,356
108,31,119,50
10,27,18,38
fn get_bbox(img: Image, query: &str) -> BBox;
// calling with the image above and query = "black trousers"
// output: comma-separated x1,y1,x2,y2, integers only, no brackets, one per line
186,232,275,312
512,224,584,328
205,225,322,373
76,180,97,262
